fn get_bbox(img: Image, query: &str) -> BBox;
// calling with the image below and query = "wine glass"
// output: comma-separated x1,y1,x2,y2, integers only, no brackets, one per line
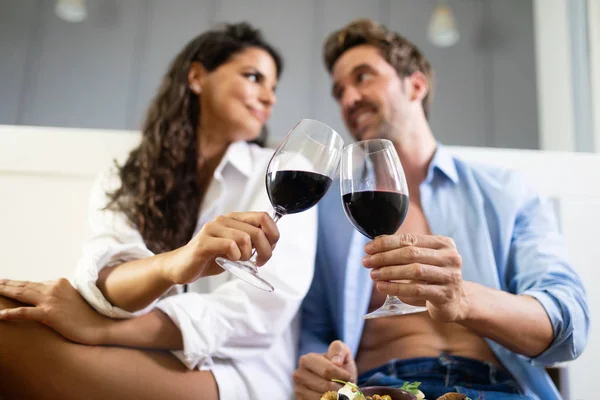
216,119,344,292
340,139,428,319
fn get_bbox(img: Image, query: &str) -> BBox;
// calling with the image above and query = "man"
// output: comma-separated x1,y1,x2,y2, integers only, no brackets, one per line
294,19,589,400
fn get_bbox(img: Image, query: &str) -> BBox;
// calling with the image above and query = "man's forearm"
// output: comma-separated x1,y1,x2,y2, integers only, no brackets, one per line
102,309,184,350
459,281,554,357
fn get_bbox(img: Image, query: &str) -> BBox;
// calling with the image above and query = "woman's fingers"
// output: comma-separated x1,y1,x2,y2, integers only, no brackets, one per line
217,217,273,265
0,306,45,322
225,212,280,247
0,282,44,305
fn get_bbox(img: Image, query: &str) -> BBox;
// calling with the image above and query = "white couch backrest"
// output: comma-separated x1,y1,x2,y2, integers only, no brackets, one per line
1,125,598,399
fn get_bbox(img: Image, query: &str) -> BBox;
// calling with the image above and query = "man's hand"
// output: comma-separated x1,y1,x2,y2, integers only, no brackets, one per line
294,340,358,400
363,233,468,322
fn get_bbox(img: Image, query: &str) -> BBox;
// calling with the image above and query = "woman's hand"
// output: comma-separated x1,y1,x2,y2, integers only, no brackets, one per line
163,211,280,285
0,278,113,345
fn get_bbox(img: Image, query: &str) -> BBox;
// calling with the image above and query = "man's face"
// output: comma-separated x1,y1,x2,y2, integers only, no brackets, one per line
331,44,420,141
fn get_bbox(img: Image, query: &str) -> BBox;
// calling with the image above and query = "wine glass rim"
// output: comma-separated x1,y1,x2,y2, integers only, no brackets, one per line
344,139,394,155
293,119,343,148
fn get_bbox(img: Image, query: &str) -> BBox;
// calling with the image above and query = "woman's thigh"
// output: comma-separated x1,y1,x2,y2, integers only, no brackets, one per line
0,296,218,400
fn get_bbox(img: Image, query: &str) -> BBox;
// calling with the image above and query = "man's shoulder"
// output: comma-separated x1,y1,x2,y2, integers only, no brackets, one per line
452,155,536,201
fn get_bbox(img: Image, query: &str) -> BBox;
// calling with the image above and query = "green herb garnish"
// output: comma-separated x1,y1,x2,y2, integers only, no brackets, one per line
400,381,422,395
331,379,364,397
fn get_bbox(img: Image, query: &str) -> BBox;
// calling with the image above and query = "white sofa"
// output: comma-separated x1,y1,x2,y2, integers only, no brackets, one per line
1,125,598,399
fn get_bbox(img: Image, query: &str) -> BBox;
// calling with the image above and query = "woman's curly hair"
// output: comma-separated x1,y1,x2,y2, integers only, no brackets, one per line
105,22,283,254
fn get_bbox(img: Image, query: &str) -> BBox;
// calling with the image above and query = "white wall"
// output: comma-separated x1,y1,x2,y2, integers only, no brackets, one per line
589,0,600,153
0,125,139,281
532,0,576,152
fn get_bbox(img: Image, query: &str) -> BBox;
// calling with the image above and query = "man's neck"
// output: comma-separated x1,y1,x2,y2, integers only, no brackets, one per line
391,124,437,191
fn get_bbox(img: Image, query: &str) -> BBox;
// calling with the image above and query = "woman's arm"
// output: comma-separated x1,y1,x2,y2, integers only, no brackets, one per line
98,211,279,312
77,168,280,313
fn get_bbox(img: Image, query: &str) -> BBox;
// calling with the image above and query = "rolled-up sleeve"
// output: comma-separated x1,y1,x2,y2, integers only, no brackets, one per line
508,185,590,366
156,206,318,370
73,169,158,319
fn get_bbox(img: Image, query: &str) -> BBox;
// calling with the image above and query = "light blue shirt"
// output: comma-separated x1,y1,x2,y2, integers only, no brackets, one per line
300,144,589,400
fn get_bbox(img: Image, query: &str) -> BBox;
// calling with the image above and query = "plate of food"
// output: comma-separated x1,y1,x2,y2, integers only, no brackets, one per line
320,380,472,400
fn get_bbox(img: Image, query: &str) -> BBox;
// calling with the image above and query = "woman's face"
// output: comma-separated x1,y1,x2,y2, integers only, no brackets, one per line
191,47,279,143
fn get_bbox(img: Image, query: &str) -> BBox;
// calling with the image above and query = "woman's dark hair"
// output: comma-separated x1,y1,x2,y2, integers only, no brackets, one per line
105,22,283,253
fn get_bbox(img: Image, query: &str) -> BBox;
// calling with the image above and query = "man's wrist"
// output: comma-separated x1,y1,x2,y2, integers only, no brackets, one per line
457,281,479,323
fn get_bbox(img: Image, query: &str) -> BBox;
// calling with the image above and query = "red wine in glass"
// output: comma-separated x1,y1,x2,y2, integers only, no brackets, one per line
341,139,428,318
216,119,343,292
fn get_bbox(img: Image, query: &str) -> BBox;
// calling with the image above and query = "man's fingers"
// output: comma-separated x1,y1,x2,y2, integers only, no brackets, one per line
363,247,462,269
370,263,461,284
376,281,448,303
294,383,330,400
299,353,353,383
365,234,456,254
293,366,343,395
326,340,351,365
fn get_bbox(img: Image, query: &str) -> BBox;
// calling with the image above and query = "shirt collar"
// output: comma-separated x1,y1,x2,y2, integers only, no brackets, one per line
425,142,459,184
214,141,253,179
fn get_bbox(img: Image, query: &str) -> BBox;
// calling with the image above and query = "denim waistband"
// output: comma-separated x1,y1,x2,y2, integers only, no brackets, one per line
358,353,517,388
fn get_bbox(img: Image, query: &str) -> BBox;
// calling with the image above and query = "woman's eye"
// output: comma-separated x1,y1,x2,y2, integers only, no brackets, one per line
245,73,260,83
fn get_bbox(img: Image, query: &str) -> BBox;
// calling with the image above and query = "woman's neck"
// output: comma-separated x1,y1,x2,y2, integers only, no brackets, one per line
196,127,230,188
197,126,230,166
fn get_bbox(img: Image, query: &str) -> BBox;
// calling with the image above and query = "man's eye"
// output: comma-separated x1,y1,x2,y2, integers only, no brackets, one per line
357,72,373,83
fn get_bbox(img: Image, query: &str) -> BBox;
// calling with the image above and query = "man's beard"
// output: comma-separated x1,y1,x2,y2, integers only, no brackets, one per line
377,119,397,140
357,118,397,142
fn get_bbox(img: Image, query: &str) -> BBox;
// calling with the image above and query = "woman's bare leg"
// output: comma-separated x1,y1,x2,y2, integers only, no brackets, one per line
0,296,218,400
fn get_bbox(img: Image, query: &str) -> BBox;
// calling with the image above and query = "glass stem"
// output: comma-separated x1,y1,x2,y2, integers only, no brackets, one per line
248,209,283,263
385,295,404,304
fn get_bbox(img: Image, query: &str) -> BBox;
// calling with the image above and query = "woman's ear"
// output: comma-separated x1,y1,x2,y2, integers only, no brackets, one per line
188,61,207,94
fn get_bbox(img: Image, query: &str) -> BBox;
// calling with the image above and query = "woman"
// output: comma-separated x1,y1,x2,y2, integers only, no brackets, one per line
0,22,317,400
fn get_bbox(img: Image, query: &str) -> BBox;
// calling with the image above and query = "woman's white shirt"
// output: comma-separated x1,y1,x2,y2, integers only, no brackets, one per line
73,141,317,400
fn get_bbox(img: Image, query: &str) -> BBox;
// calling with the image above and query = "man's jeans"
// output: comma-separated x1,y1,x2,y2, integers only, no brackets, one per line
357,354,532,399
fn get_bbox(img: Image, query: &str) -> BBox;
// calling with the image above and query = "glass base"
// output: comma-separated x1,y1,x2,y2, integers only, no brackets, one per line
215,257,274,292
363,298,428,319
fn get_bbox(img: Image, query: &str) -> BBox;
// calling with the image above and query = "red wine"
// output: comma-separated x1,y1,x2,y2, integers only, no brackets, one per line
342,190,409,239
266,170,332,215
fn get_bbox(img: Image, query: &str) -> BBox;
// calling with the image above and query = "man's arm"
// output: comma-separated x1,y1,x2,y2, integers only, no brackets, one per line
364,194,589,363
364,234,553,357
459,282,552,357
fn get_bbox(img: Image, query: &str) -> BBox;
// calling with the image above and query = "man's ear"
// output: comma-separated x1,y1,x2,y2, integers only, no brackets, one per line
408,71,429,103
188,61,207,94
